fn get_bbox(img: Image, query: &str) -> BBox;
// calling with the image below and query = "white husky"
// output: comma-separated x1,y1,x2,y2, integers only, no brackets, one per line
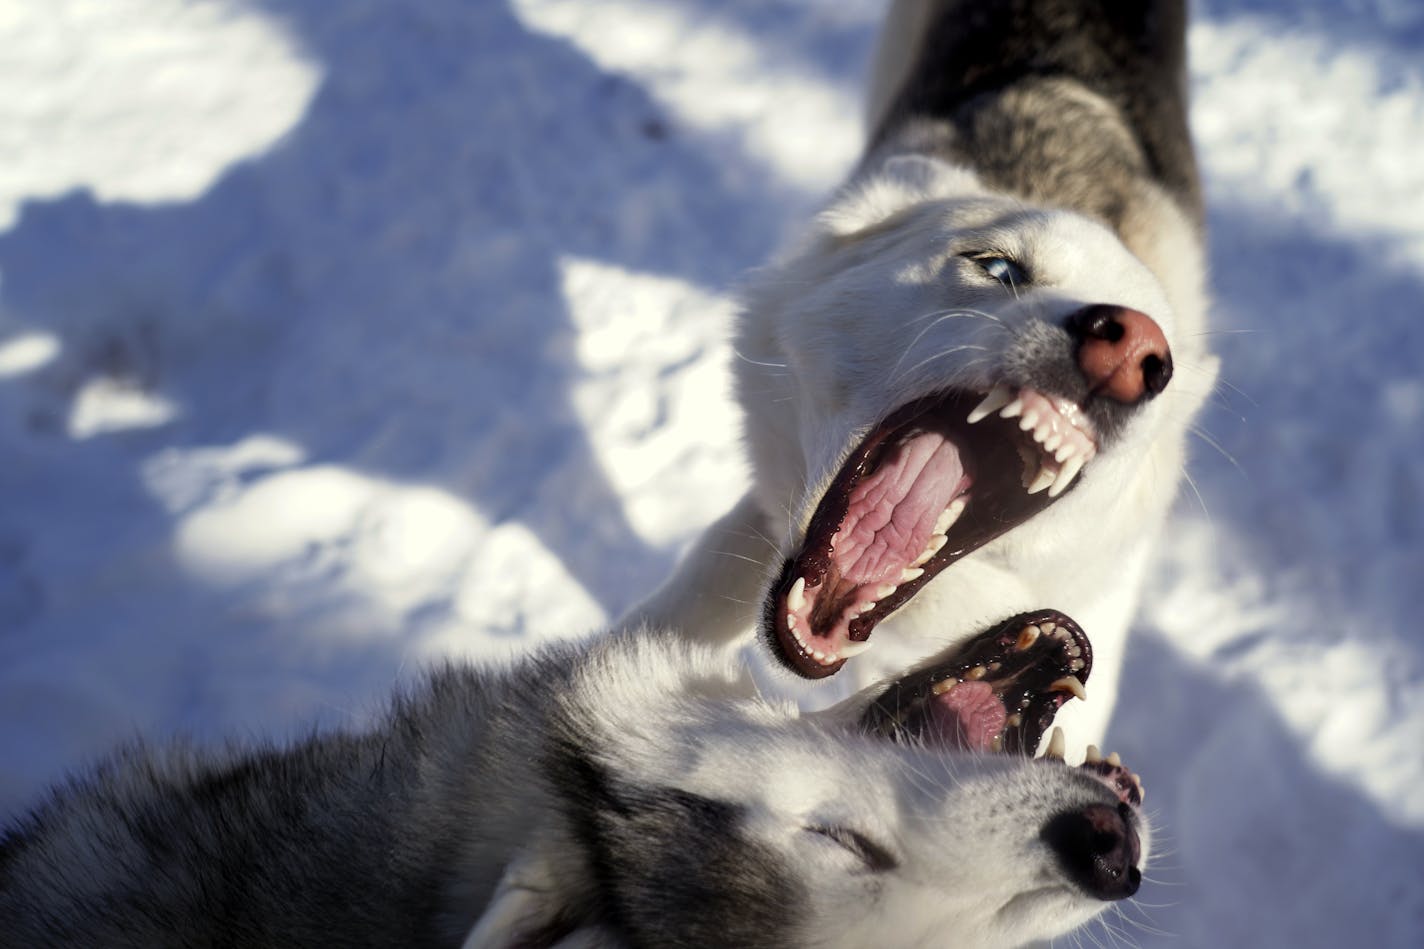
0,612,1147,948
630,0,1217,746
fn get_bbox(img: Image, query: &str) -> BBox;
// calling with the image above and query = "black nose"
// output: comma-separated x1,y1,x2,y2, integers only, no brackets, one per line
1041,802,1142,901
1066,304,1173,403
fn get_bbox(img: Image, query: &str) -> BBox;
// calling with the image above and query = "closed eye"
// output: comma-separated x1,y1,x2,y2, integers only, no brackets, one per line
803,825,899,873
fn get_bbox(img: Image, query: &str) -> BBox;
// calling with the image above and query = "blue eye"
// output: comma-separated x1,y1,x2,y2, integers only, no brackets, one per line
977,256,1028,288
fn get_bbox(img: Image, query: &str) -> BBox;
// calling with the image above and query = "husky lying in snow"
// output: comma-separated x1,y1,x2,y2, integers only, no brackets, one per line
630,0,1218,745
0,612,1146,948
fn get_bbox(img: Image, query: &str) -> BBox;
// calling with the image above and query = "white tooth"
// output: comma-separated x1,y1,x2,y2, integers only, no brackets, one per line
999,397,1025,419
811,648,825,661
1040,621,1059,636
967,385,1016,424
931,679,957,696
857,601,877,614
965,665,987,680
1054,443,1077,464
1050,676,1089,702
990,735,1004,753
1085,744,1103,764
1045,726,1066,760
1033,421,1053,446
1047,455,1086,498
911,533,948,567
1027,464,1057,495
934,497,967,534
900,567,924,583
1044,432,1063,453
786,577,806,612
874,583,898,599
1107,751,1122,767
838,640,872,658
786,612,797,630
1019,409,1040,432
1015,625,1041,651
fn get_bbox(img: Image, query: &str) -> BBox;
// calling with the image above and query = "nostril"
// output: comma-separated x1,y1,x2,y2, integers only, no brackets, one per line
1141,352,1173,397
1068,304,1123,342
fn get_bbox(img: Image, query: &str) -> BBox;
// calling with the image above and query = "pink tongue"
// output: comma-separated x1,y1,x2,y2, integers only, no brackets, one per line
837,433,965,584
927,682,1006,751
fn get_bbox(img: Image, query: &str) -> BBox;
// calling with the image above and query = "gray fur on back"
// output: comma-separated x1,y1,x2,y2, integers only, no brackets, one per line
0,657,557,948
869,0,1201,234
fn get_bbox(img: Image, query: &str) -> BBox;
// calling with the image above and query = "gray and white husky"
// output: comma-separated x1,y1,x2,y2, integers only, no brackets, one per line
632,0,1218,746
0,611,1146,948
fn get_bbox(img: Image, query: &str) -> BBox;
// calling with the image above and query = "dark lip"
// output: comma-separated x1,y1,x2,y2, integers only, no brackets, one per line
764,390,1073,680
859,609,1091,756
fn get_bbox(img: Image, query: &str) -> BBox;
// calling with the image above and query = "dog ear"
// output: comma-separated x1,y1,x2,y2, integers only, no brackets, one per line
881,153,982,196
460,847,584,949
818,154,982,238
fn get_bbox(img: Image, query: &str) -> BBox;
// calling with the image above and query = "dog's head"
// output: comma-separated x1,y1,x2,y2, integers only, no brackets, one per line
473,614,1149,949
735,155,1217,678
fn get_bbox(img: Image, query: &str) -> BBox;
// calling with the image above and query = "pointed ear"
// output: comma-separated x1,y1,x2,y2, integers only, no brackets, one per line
818,154,982,237
460,849,579,949
880,153,982,196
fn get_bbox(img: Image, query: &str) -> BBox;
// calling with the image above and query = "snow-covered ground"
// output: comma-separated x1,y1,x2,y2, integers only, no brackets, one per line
2,0,1421,943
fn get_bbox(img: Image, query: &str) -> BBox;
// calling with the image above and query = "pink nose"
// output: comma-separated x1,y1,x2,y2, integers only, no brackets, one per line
1068,305,1173,403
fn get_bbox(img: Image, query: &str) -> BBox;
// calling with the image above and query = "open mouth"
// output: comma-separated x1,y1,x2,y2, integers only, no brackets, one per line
768,385,1099,679
861,609,1092,757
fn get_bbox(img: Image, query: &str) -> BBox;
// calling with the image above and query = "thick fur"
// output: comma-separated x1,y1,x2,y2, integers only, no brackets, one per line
0,628,1146,948
630,0,1217,742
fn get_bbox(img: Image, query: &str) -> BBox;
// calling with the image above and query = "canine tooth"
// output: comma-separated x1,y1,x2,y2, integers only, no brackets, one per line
1047,455,1085,498
1085,744,1103,764
1045,726,1066,760
990,735,1004,752
874,583,897,599
931,679,957,696
965,665,987,680
900,567,925,583
1050,676,1089,702
967,385,1015,424
1027,464,1057,495
1107,751,1122,767
1016,625,1042,650
787,577,806,612
912,533,948,567
838,640,872,659
999,396,1025,419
